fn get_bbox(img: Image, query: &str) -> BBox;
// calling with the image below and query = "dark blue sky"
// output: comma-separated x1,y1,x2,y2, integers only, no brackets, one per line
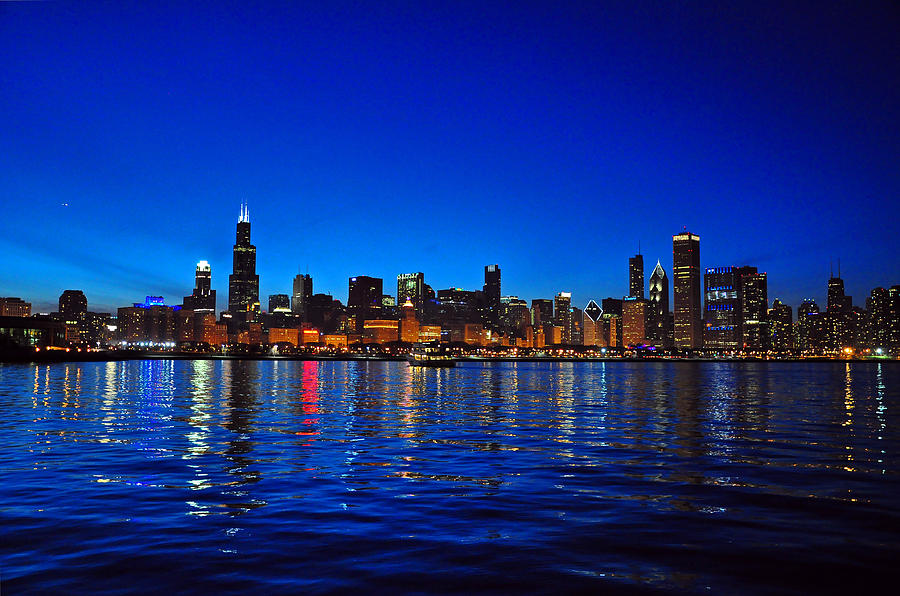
2,1,898,314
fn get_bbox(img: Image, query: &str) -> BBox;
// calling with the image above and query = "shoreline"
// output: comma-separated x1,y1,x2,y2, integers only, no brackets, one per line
1,351,895,365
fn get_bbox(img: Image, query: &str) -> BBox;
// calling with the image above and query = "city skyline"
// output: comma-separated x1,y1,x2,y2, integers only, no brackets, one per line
7,202,897,317
2,3,898,313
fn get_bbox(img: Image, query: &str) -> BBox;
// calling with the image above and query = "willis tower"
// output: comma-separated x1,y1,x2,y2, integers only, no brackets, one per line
228,202,260,320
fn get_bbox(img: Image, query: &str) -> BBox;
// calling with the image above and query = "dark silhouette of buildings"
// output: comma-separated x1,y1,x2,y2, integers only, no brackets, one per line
483,265,501,330
628,253,644,299
348,276,383,332
183,261,216,311
227,203,260,320
291,273,313,320
673,231,702,350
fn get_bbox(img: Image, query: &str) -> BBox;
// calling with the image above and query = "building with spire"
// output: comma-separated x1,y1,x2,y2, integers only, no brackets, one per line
227,202,260,321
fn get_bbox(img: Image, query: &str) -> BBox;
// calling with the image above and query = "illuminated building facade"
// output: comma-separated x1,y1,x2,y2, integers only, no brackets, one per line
647,261,670,347
554,292,572,344
768,299,793,352
583,300,602,347
397,272,425,314
227,203,260,319
798,299,825,354
363,319,399,344
400,298,420,343
741,271,768,352
0,297,31,317
268,327,300,347
183,261,216,311
673,232,702,350
704,266,757,351
622,297,648,347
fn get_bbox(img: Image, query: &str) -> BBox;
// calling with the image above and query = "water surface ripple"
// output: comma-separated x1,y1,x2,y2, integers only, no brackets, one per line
1,360,898,593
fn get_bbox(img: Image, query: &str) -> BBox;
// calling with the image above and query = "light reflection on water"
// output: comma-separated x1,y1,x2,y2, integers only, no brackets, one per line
1,360,899,594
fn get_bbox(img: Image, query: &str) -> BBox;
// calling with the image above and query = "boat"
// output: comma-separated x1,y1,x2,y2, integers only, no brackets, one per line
407,347,456,367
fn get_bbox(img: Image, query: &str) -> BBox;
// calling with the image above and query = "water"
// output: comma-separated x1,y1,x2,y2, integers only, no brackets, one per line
1,360,898,594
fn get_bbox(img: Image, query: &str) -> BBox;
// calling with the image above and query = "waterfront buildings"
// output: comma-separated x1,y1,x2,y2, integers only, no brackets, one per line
703,266,761,351
673,232,702,350
622,297,648,347
227,203,260,320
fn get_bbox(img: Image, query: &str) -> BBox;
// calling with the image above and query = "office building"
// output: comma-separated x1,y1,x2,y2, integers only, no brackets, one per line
183,261,216,311
554,292,572,344
673,231,702,350
602,297,623,317
741,271,768,352
629,253,644,299
227,202,260,319
397,272,425,313
647,260,670,347
483,264,501,330
768,299,793,352
583,300,602,347
268,294,291,313
622,297,648,347
291,273,313,320
0,297,31,317
348,276,383,332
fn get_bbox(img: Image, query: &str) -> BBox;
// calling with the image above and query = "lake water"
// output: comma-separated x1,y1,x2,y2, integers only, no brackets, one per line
1,360,898,594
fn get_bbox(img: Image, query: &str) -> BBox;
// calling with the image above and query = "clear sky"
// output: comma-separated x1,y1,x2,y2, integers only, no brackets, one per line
2,1,898,314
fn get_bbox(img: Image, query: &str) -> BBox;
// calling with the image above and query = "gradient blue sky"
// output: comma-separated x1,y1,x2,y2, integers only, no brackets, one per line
2,1,898,314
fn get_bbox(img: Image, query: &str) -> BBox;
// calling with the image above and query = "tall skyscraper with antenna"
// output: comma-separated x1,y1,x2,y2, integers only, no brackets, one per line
228,202,260,320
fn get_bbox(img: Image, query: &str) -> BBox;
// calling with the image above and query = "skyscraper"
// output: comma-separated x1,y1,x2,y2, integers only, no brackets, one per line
59,289,87,321
183,260,216,311
769,298,793,352
703,265,759,351
583,300,602,347
628,253,644,299
554,292,572,344
673,231,702,350
268,294,291,312
741,271,768,352
647,260,670,347
397,272,425,313
292,273,313,320
483,265,501,330
227,203,260,319
348,275,383,332
622,298,648,347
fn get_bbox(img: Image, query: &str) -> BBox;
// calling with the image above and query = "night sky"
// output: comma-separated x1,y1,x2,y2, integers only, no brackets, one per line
2,1,898,314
